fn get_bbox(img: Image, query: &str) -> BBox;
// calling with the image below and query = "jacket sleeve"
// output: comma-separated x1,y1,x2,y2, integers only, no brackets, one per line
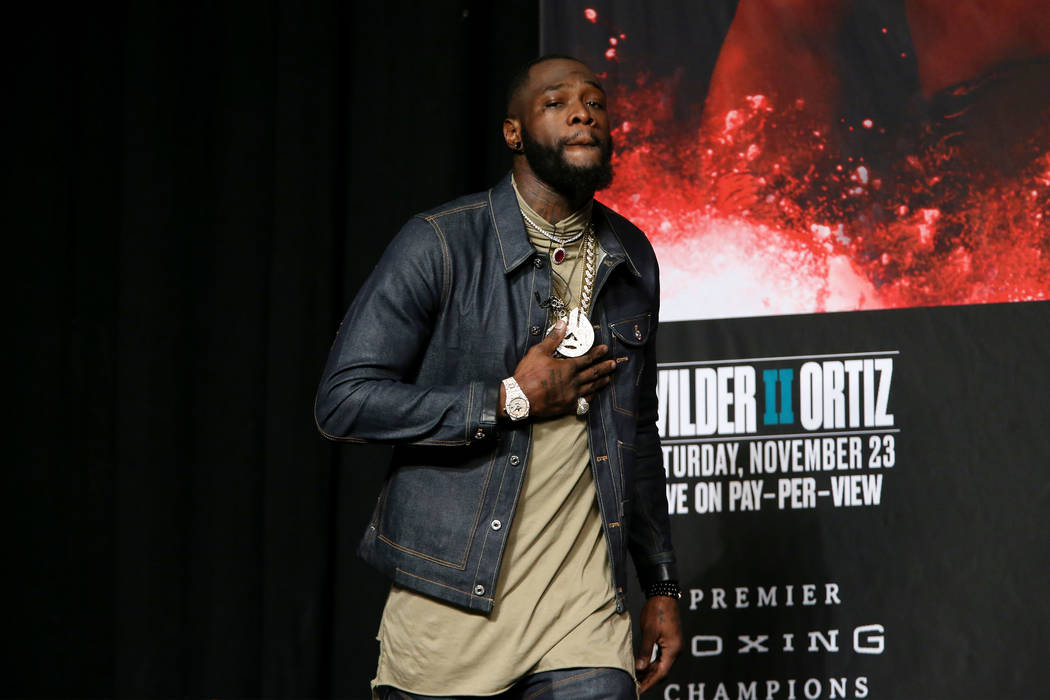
628,258,679,587
314,216,500,446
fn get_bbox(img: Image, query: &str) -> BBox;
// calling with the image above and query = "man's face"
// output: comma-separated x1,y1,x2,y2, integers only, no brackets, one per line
518,59,614,195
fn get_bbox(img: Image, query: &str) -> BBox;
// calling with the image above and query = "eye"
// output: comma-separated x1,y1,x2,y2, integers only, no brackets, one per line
545,101,563,109
587,100,606,109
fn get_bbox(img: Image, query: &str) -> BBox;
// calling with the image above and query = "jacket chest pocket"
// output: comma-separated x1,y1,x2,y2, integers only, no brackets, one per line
607,313,651,416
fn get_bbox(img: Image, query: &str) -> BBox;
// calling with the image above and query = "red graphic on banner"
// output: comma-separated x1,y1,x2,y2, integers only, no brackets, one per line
580,8,1050,319
603,79,1049,318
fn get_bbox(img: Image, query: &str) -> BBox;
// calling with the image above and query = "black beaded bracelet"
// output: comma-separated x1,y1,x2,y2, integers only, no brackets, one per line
645,580,683,599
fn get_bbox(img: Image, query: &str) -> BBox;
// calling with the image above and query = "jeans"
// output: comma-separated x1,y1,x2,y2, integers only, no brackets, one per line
377,667,637,700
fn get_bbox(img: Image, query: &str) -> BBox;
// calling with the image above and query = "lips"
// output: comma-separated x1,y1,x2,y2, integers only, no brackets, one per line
563,132,602,147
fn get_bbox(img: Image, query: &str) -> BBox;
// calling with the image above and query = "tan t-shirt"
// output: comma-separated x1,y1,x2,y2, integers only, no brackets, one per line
371,185,633,697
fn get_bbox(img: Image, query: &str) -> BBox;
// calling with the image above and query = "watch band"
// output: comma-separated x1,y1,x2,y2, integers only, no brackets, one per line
502,376,530,421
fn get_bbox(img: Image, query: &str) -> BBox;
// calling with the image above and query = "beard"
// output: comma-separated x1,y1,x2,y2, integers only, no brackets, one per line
521,127,614,197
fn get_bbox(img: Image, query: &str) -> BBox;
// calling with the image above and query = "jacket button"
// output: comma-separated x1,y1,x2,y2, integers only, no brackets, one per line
474,429,485,440
491,519,502,531
533,256,543,269
474,584,486,596
615,601,625,613
529,325,541,336
509,455,520,466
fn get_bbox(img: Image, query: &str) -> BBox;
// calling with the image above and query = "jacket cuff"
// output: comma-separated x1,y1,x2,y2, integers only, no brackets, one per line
467,380,500,442
637,559,678,588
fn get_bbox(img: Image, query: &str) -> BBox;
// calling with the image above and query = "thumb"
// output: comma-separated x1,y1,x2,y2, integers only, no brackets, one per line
636,635,657,671
539,318,567,352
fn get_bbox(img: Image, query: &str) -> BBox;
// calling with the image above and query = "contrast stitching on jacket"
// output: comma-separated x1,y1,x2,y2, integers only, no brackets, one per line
598,206,641,276
609,312,651,339
421,201,487,220
465,382,476,444
313,417,369,443
377,441,500,569
608,313,650,417
488,189,511,270
425,217,453,308
590,381,618,590
380,535,469,569
368,489,384,531
610,380,639,418
470,430,518,596
476,427,530,604
489,187,534,273
616,439,635,504
461,443,500,564
313,393,370,442
522,259,540,352
394,567,491,599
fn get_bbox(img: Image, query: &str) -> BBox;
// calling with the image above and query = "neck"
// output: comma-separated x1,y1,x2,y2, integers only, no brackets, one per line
512,160,591,224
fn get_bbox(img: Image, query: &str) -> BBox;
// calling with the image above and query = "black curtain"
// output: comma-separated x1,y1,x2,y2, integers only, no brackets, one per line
8,2,538,696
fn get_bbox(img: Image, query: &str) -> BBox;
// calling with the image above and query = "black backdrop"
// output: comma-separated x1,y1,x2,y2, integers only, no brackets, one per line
8,2,539,696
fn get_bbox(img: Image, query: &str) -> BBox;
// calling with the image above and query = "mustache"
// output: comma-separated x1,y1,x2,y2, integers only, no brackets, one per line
560,132,604,147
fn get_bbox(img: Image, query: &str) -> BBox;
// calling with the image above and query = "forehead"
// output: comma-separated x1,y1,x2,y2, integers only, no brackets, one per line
526,59,604,98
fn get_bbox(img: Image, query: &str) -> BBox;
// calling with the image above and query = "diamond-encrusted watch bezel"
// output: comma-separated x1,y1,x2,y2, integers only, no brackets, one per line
507,396,529,420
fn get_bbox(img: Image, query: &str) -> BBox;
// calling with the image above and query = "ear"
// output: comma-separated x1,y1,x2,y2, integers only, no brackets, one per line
503,117,523,153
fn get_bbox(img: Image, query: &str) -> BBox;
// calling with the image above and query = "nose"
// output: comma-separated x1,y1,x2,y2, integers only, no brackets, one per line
568,99,594,125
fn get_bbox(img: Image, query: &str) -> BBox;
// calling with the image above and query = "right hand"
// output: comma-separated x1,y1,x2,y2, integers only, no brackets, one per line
504,320,618,419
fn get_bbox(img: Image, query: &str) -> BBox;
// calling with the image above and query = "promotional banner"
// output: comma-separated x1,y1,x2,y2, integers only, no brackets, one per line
543,2,1049,698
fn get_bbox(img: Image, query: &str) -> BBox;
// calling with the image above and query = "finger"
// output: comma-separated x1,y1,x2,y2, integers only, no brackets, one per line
636,648,661,693
635,631,658,674
638,668,656,694
574,360,616,389
573,343,609,369
636,658,656,693
641,634,681,693
638,668,658,694
587,343,610,362
592,358,618,378
576,376,611,397
639,650,674,693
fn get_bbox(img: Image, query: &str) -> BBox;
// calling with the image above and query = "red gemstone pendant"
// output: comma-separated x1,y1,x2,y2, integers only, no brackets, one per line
552,247,566,264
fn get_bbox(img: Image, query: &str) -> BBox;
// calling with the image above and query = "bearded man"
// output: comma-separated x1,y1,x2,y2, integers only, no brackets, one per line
315,55,681,699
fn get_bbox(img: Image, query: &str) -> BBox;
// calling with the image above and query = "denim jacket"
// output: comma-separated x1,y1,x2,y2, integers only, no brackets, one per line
315,173,676,614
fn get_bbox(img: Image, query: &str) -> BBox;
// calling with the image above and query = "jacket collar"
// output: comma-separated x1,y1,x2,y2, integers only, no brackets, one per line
488,172,640,277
